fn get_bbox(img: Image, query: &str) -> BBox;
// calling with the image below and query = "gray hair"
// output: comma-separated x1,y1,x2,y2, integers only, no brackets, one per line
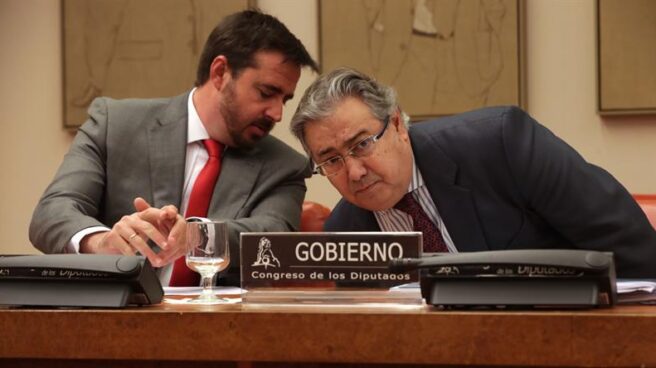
290,67,407,152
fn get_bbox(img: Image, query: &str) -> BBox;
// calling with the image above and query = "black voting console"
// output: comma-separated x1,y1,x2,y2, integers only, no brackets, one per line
0,254,163,307
390,249,617,308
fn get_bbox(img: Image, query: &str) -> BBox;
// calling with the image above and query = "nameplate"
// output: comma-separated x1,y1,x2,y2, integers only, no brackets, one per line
240,232,421,289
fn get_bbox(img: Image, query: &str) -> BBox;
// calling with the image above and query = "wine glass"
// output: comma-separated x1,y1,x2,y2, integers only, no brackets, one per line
185,221,230,304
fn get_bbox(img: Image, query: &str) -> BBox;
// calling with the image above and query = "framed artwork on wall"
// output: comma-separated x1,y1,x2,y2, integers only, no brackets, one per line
597,0,656,115
61,0,252,129
319,0,525,119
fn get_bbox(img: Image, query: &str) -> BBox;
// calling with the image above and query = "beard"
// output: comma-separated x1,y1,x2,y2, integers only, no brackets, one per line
219,82,274,149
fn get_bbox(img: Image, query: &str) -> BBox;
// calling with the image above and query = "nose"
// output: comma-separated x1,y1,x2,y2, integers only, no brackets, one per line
344,155,367,182
265,99,284,123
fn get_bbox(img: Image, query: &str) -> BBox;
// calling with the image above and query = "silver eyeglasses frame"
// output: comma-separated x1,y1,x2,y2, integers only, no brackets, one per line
312,115,390,177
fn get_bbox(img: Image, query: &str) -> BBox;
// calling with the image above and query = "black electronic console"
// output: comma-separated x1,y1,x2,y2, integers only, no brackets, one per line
0,254,163,308
390,249,617,308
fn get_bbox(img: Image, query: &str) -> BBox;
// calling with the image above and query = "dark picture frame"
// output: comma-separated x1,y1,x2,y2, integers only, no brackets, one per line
319,0,525,119
597,0,656,115
61,0,252,129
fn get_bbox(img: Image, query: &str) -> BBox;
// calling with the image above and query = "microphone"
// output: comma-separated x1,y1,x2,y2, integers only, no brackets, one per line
388,250,617,308
389,249,613,274
388,257,442,272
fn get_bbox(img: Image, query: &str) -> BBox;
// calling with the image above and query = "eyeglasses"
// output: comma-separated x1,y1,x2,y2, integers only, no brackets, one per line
313,116,390,177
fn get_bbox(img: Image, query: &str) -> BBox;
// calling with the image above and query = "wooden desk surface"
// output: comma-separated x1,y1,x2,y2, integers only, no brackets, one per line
1,301,655,367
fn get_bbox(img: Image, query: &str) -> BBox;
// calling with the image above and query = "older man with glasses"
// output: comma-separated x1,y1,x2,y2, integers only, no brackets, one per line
290,67,656,278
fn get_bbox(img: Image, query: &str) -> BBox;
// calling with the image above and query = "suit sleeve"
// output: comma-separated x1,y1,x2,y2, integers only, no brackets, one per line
29,98,110,254
324,199,380,232
217,150,311,277
224,161,309,238
501,107,656,277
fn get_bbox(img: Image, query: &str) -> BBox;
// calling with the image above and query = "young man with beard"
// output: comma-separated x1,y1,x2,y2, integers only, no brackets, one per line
30,10,318,286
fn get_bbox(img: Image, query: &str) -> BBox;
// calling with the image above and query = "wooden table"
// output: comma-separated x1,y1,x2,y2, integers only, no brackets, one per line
1,300,655,367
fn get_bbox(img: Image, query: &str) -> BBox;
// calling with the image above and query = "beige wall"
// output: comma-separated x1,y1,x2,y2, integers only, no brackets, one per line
257,0,343,213
527,0,656,191
1,0,74,255
1,0,655,255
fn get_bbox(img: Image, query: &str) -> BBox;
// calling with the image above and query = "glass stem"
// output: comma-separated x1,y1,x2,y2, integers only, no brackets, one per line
200,274,215,298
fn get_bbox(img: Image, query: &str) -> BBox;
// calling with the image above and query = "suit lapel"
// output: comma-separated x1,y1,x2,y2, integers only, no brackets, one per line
411,128,489,252
208,146,262,219
147,93,188,209
145,91,262,219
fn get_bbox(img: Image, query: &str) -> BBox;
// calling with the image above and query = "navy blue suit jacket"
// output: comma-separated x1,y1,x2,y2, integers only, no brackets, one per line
325,106,656,278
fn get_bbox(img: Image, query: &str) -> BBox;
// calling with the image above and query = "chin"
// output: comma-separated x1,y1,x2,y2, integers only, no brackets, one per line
356,190,406,211
351,196,394,212
248,131,269,144
232,135,258,149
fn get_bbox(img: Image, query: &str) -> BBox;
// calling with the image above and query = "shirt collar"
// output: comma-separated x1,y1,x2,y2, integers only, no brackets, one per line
187,88,210,144
406,151,425,193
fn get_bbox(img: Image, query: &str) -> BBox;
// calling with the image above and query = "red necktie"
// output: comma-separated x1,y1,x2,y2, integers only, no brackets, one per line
169,139,223,286
394,193,448,253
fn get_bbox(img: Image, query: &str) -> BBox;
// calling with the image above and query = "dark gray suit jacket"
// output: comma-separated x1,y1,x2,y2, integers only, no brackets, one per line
325,106,656,278
30,92,311,280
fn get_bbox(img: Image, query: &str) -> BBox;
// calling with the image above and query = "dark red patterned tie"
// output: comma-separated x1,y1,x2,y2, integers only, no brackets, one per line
169,139,223,286
394,193,448,253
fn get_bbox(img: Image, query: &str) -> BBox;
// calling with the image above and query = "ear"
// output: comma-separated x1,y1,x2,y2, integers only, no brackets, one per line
209,55,231,91
392,110,410,142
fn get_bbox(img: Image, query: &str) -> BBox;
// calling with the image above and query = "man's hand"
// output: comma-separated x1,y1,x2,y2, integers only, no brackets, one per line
79,198,186,267
133,197,187,266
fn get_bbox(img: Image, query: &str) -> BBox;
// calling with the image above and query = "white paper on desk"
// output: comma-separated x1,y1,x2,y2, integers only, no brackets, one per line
616,280,656,304
163,286,246,296
616,281,656,294
389,282,419,290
